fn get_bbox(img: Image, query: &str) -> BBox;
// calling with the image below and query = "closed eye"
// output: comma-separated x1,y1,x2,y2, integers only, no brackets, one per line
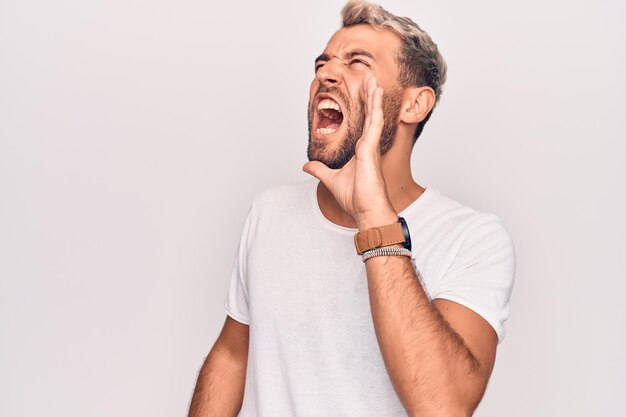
350,59,370,67
314,58,371,73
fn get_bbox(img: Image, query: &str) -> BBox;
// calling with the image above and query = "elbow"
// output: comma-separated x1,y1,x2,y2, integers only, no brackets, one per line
408,374,488,417
442,403,475,417
450,358,492,415
407,403,474,417
448,371,490,417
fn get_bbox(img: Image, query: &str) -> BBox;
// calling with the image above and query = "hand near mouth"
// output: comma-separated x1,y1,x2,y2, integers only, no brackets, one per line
303,75,398,231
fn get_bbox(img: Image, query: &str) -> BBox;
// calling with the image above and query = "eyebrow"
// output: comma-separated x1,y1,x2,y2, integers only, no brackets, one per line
314,49,375,64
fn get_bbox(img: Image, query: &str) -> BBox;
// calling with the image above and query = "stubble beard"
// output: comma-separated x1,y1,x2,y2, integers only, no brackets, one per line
307,86,403,170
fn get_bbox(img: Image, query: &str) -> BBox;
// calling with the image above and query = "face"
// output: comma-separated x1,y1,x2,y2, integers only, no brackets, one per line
307,25,404,169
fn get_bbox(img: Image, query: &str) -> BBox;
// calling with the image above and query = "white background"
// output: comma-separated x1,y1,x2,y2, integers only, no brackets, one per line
1,0,625,416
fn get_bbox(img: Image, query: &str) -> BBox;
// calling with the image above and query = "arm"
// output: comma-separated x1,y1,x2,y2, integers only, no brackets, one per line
362,214,497,415
303,76,498,416
188,316,249,417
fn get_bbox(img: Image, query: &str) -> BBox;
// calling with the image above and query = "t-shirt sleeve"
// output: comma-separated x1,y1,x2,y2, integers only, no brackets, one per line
223,205,254,326
429,215,516,344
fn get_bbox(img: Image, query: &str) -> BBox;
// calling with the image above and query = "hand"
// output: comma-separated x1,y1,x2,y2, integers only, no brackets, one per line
303,75,397,230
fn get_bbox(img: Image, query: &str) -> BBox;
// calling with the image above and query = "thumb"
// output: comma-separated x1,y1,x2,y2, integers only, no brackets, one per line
302,161,334,186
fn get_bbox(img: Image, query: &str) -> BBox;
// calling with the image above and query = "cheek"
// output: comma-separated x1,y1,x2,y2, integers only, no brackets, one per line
345,75,368,103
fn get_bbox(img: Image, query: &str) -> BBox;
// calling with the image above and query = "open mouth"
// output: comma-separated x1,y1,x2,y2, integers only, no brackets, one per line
315,97,344,135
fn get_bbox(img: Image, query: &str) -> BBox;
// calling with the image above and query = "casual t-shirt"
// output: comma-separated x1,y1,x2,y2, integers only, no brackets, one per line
224,178,516,416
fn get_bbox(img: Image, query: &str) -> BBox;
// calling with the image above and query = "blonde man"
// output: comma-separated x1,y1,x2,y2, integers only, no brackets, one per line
189,1,515,416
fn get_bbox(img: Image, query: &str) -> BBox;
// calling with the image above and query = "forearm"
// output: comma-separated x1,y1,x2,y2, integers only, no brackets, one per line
188,344,247,417
365,254,488,416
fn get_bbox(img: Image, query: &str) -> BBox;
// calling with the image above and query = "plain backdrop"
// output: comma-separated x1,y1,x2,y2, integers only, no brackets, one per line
1,0,625,416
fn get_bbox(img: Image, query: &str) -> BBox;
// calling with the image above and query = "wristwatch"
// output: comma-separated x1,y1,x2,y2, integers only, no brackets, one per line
353,217,412,255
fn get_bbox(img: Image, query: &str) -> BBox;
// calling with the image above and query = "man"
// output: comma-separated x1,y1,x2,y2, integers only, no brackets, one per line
188,1,515,416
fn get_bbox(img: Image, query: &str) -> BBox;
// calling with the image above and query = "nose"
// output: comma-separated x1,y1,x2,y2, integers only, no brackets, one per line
316,57,343,88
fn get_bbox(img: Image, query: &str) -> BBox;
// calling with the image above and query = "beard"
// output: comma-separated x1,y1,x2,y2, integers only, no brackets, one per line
307,85,403,170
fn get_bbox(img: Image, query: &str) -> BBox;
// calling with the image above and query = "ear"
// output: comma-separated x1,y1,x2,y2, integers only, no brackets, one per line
399,86,436,125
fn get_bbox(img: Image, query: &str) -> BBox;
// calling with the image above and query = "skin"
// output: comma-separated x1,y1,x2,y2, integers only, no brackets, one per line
189,24,497,417
303,25,497,416
307,53,404,169
188,316,248,417
306,25,429,229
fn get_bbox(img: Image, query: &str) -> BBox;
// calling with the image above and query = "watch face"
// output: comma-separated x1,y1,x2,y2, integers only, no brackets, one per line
398,217,412,251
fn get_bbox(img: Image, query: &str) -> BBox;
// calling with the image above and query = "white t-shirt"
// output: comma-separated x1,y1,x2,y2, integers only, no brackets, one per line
224,179,515,416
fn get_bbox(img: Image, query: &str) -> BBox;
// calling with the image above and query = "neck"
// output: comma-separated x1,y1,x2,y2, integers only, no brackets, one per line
317,136,424,229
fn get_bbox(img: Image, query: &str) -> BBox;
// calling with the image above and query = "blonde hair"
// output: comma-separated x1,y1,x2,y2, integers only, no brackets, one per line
341,0,447,142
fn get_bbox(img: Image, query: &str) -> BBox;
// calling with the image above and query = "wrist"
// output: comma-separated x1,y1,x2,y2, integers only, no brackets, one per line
356,206,398,231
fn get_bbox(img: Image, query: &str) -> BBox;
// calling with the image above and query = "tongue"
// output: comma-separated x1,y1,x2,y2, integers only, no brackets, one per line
320,110,343,129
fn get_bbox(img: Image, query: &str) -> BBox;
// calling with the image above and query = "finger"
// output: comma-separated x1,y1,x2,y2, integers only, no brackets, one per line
302,161,334,186
360,75,377,139
363,77,378,134
364,77,378,135
367,77,378,115
360,74,371,104
361,75,372,128
361,87,384,147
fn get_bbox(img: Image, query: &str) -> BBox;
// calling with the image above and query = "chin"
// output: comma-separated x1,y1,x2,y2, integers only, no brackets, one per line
307,135,355,169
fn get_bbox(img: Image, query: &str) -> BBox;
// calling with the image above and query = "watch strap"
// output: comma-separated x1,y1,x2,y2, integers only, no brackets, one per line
354,221,406,255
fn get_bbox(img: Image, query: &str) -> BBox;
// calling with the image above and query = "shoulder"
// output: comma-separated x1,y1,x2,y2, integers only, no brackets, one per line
422,188,511,233
422,190,516,343
414,188,515,260
432,189,515,266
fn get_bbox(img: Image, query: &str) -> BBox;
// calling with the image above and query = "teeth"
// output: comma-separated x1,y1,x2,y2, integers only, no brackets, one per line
316,127,337,135
317,99,341,113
